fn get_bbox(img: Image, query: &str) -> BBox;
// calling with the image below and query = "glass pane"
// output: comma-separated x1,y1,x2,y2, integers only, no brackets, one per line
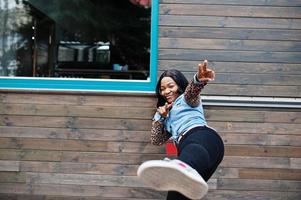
0,0,151,80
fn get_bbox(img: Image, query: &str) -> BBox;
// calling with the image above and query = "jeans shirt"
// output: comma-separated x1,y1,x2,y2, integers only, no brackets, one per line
153,94,206,141
152,75,207,144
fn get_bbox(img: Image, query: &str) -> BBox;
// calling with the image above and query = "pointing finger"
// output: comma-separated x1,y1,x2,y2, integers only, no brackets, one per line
198,60,208,73
211,70,215,80
162,103,168,111
200,60,208,72
163,102,173,110
167,102,173,109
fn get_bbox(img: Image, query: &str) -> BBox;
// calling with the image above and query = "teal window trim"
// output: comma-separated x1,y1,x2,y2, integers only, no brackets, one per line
0,1,159,93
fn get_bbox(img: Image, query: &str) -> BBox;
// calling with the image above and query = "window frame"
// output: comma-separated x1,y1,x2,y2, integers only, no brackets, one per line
0,0,159,93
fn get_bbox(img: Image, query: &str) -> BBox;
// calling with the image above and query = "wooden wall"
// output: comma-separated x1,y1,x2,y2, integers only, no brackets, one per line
0,0,301,200
0,92,161,199
155,0,301,199
0,92,300,199
158,0,301,98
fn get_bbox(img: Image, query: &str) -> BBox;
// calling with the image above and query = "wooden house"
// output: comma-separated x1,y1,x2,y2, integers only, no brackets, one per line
0,0,300,199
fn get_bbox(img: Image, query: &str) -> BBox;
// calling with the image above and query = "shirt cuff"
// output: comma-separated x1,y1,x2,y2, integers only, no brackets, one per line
193,74,207,84
153,112,165,122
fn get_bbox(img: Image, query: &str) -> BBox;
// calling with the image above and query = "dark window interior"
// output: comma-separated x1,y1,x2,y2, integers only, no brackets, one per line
0,0,151,80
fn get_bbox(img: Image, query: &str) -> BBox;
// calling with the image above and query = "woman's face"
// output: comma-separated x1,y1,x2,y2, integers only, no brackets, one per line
160,76,179,103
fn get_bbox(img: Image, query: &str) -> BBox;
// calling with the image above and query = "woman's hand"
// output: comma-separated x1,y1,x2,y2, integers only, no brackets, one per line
197,60,215,82
157,102,172,118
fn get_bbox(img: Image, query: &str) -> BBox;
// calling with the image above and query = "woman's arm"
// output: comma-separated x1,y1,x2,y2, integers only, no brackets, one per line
184,60,215,107
150,120,171,145
184,77,207,107
150,103,172,145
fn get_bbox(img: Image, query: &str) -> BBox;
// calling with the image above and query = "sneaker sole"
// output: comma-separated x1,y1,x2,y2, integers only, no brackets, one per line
137,160,208,199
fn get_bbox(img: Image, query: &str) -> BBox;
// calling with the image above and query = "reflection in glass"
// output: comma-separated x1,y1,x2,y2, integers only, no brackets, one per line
0,0,151,80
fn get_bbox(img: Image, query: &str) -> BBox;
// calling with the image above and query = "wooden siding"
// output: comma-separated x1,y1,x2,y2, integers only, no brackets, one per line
158,0,301,97
0,92,300,199
0,0,301,199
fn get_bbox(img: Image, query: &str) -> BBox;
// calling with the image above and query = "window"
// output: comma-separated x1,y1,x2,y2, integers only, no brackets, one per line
0,0,158,92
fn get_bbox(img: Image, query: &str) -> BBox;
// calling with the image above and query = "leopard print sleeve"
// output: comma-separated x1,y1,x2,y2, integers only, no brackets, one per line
150,120,171,146
184,75,207,107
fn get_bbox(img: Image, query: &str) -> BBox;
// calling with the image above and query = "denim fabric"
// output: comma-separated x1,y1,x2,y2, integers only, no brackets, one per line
153,94,207,141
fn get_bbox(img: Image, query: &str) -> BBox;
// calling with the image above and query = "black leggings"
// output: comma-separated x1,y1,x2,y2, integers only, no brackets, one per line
166,126,224,200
